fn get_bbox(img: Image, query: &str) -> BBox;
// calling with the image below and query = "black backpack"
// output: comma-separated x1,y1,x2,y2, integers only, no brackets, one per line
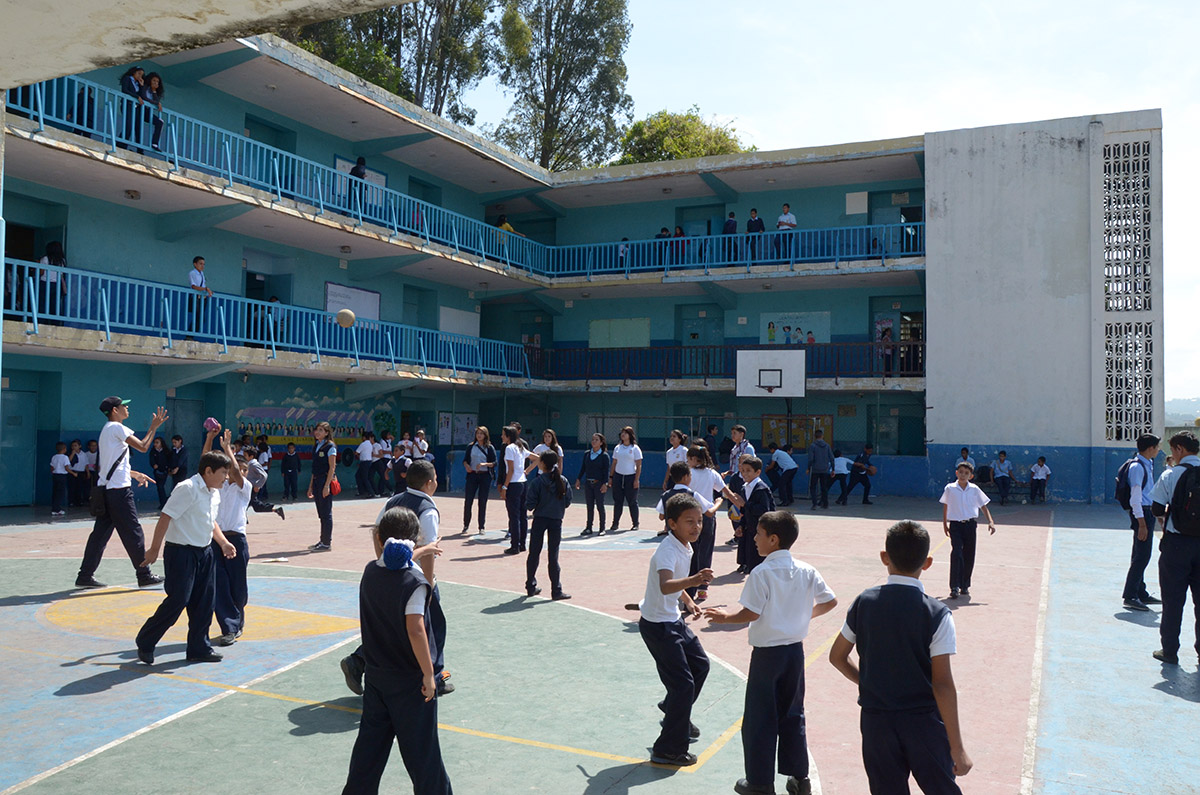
1114,456,1148,511
1168,463,1200,537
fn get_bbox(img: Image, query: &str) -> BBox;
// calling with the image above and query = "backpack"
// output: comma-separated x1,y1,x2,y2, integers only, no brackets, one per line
1168,463,1200,537
1114,456,1149,511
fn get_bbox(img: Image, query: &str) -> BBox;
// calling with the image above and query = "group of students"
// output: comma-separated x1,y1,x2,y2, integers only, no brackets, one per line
952,447,1052,505
47,438,99,516
352,429,432,499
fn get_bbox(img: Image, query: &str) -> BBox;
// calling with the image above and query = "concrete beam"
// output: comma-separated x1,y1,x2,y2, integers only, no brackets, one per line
345,378,419,403
527,194,567,219
347,254,427,282
150,362,242,391
526,292,565,317
477,188,545,206
168,48,261,84
353,133,436,157
155,205,253,242
698,280,738,310
700,172,740,203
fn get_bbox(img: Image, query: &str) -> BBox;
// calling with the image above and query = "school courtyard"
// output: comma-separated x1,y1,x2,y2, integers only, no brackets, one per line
0,494,1193,795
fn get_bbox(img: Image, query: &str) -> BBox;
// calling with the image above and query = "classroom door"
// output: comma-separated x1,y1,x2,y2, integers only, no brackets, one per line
165,399,206,458
0,390,38,506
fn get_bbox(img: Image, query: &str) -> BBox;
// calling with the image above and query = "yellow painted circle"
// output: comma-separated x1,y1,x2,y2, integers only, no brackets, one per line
42,589,358,642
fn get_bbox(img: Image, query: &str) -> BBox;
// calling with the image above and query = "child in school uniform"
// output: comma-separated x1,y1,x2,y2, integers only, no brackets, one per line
576,432,611,536
150,436,171,509
136,448,237,664
726,456,749,548
203,427,253,647
341,506,451,795
255,438,272,501
82,439,99,503
940,462,998,599
831,449,853,504
638,493,714,767
655,461,719,537
355,460,454,696
50,442,71,516
686,445,735,603
524,450,572,600
244,449,286,520
355,432,376,498
662,429,689,490
500,425,529,553
169,434,188,489
281,442,301,502
706,511,837,795
66,439,85,508
732,456,776,574
1029,457,1051,503
829,520,972,794
989,450,1015,505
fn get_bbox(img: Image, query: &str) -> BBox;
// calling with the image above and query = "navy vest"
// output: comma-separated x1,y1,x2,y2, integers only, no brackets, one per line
388,489,439,520
847,584,950,712
358,561,432,675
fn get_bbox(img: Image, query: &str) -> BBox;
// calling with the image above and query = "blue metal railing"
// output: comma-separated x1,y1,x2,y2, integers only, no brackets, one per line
2,257,528,380
5,75,925,278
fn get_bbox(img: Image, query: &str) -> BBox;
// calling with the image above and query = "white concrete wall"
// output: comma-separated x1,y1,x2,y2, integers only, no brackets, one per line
924,110,1163,448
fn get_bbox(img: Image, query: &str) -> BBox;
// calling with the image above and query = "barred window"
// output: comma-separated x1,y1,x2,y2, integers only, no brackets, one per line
1104,322,1153,441
1102,140,1152,312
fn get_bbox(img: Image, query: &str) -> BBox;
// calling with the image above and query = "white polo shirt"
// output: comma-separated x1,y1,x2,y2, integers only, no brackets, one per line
356,440,374,461
189,267,206,290
51,454,71,474
505,443,527,484
833,456,853,476
777,211,797,229
771,449,799,472
740,550,836,647
639,531,692,623
1030,463,1051,480
940,481,990,521
97,421,135,488
374,489,440,546
665,445,688,468
216,480,253,535
613,443,643,476
840,575,957,657
655,484,715,515
688,467,726,500
162,474,220,547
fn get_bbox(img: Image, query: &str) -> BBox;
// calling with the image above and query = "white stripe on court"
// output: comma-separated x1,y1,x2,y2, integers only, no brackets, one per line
1019,514,1055,795
1,634,360,794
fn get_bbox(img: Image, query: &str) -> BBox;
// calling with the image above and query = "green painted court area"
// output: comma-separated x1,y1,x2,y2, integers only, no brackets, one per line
3,560,752,794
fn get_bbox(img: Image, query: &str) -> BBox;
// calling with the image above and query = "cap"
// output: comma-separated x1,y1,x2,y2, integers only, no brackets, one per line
99,396,131,414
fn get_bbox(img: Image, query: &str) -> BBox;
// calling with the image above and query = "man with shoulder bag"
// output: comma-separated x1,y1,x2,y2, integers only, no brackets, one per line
75,397,167,589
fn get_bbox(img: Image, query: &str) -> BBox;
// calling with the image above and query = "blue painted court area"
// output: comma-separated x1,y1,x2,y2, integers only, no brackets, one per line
0,563,361,792
1033,508,1199,795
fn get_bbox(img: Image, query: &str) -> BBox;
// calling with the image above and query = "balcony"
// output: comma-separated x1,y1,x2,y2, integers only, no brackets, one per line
2,257,530,381
6,76,925,283
527,343,925,383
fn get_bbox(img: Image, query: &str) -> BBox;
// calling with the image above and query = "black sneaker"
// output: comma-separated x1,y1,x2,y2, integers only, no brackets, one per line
275,506,286,520
212,633,239,647
136,648,154,665
186,651,224,663
551,591,572,601
786,777,812,795
734,779,775,795
309,542,331,551
526,586,542,597
959,588,970,598
436,671,455,695
649,751,696,767
1153,649,1179,665
949,589,959,599
340,654,365,695
503,548,521,555
138,573,165,587
658,717,700,739
1123,598,1150,612
75,575,106,589
580,528,593,536
1142,594,1163,605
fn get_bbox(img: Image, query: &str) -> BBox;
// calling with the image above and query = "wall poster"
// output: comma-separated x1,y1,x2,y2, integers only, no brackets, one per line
760,312,831,345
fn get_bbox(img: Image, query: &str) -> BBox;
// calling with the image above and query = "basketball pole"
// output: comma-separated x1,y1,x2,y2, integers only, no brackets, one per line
785,397,793,447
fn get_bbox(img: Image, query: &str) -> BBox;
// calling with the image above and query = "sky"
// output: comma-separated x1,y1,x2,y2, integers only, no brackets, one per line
462,0,1200,400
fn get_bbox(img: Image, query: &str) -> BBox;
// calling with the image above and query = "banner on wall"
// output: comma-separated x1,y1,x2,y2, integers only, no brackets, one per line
235,407,388,450
761,312,831,345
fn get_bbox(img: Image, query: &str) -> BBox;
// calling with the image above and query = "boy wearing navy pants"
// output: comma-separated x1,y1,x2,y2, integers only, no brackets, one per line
638,494,714,767
939,462,997,599
830,520,972,794
706,511,837,795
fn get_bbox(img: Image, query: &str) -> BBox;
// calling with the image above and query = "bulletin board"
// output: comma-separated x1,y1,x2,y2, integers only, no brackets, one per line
761,415,834,450
324,281,380,321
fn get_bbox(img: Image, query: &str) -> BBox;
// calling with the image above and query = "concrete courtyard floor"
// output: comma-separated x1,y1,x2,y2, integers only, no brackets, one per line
0,493,1195,794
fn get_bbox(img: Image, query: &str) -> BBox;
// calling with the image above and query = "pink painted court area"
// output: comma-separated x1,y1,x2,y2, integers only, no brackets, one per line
0,494,1191,794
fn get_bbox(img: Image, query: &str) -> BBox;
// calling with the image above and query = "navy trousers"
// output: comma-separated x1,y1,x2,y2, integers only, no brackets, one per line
342,671,452,795
79,486,152,579
842,472,872,503
948,520,977,592
213,532,249,636
860,709,961,795
583,479,606,530
1030,479,1046,503
356,462,372,496
51,473,69,512
526,517,563,593
136,542,215,658
315,489,334,545
505,481,527,551
686,514,716,598
1158,531,1200,658
638,618,709,756
809,472,830,508
429,584,447,677
462,471,491,530
283,470,298,500
743,642,808,786
778,468,797,505
1122,512,1156,601
611,473,640,528
996,476,1011,503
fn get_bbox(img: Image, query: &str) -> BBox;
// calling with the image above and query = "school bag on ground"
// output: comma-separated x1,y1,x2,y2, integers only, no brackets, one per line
1114,456,1148,511
1168,463,1200,536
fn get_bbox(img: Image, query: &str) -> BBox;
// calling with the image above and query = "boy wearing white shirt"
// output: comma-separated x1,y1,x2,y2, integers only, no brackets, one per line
638,494,714,767
706,512,837,795
1029,457,1051,503
136,449,236,665
50,442,71,516
205,427,253,647
989,451,1015,505
775,203,797,260
355,432,376,498
831,449,853,504
940,463,997,599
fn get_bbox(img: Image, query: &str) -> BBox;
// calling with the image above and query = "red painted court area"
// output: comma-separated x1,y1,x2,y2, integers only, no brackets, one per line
1,494,1049,794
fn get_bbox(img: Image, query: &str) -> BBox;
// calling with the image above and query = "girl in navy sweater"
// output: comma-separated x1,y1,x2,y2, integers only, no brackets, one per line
575,432,611,536
525,451,573,600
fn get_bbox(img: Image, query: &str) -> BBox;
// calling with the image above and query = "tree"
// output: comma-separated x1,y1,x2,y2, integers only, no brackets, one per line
285,1,491,125
616,107,754,165
491,0,633,171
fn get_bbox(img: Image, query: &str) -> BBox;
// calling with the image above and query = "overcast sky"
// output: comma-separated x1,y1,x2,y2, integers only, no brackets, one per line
463,0,1198,399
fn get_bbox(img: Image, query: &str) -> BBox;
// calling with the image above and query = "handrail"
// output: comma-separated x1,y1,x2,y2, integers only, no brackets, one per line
6,75,925,280
2,257,526,379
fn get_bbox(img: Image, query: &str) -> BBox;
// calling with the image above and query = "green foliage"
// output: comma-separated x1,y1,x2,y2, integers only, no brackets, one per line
616,107,754,165
491,0,633,171
285,1,491,125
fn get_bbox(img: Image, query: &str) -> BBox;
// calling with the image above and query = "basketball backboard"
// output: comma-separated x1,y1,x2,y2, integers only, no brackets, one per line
736,349,806,397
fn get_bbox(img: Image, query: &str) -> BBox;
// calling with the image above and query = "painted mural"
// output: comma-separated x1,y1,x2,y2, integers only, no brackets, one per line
761,312,831,345
235,387,399,449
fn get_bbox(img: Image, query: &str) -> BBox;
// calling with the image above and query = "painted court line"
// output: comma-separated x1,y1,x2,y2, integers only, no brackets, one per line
1019,515,1055,795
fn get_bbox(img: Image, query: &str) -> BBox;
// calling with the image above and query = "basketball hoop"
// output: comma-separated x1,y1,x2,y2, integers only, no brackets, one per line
757,368,783,395
759,385,777,394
